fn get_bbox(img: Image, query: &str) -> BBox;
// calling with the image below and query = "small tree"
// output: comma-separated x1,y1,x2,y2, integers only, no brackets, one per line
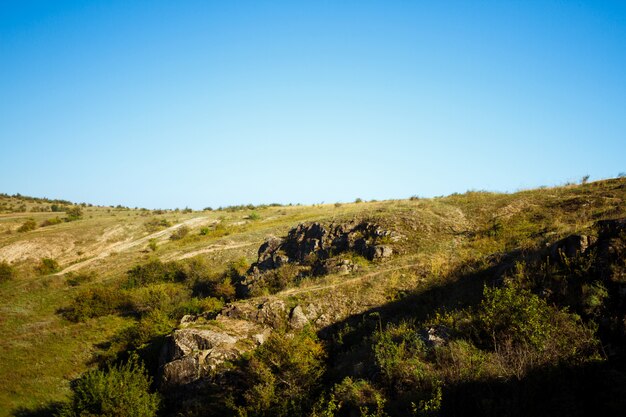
170,225,190,240
65,206,83,222
36,258,60,275
0,261,15,282
58,355,160,417
17,219,37,232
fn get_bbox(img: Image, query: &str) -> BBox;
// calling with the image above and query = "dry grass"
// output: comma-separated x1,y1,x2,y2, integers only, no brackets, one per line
0,177,624,416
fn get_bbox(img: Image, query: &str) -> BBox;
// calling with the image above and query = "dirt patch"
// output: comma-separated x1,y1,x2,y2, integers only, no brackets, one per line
0,236,75,263
164,241,257,261
57,217,215,274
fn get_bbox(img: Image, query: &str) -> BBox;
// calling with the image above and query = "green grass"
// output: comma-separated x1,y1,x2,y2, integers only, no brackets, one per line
0,178,624,416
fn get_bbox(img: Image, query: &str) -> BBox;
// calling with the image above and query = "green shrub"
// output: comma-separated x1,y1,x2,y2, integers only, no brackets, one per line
475,283,553,349
125,260,185,288
236,329,326,417
581,281,608,316
332,377,388,417
374,321,429,390
262,263,301,294
116,310,175,350
170,225,190,240
41,216,63,227
199,227,210,236
65,206,83,221
63,286,129,322
171,296,224,319
65,271,94,287
0,261,15,282
248,211,261,221
36,258,60,275
144,218,171,232
193,262,239,301
473,282,598,377
58,355,159,417
128,283,190,315
17,219,37,232
148,238,157,252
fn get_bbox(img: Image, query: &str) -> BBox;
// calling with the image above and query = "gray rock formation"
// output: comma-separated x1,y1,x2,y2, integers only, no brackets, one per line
238,221,400,296
289,305,309,330
159,318,264,387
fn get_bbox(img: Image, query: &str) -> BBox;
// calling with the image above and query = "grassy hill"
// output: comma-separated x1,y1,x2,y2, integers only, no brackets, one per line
0,178,625,416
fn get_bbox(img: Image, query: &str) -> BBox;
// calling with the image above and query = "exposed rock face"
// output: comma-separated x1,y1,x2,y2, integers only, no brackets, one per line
238,221,399,296
221,298,287,328
257,221,397,270
549,234,596,263
159,317,264,387
547,219,625,283
419,325,450,349
289,305,309,330
593,219,626,283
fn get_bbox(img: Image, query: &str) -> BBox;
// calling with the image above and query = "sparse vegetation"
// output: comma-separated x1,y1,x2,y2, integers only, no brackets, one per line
65,206,83,222
17,218,37,232
36,257,59,275
170,225,190,240
2,178,626,417
0,261,15,283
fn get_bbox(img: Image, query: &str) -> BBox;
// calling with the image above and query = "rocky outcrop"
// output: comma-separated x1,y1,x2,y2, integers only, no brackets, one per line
256,221,397,270
548,234,596,263
159,298,322,387
546,218,625,284
159,317,266,387
239,221,400,296
419,325,451,349
289,305,309,330
593,219,626,283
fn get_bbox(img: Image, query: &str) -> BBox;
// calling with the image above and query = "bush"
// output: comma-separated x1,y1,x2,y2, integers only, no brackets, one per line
128,283,190,315
116,310,175,350
235,328,326,417
41,216,63,227
125,260,185,288
374,321,429,391
58,355,159,417
36,258,59,275
472,282,598,377
475,283,553,350
331,377,388,417
144,218,172,232
0,261,15,282
63,286,129,322
65,271,94,287
65,206,83,222
170,225,190,240
248,211,261,221
17,219,37,232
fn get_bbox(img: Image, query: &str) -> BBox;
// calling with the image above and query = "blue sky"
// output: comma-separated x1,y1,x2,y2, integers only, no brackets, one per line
1,1,625,209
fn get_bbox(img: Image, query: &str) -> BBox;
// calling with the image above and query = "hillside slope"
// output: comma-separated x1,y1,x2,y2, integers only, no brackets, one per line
1,178,625,417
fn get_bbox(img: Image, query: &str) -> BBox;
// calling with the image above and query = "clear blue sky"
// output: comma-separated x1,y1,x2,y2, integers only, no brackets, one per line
1,1,625,209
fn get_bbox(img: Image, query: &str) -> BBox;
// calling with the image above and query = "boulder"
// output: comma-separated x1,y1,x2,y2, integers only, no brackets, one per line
159,318,266,388
289,305,309,330
255,299,286,327
238,221,398,294
370,245,393,260
419,325,450,348
549,235,595,263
